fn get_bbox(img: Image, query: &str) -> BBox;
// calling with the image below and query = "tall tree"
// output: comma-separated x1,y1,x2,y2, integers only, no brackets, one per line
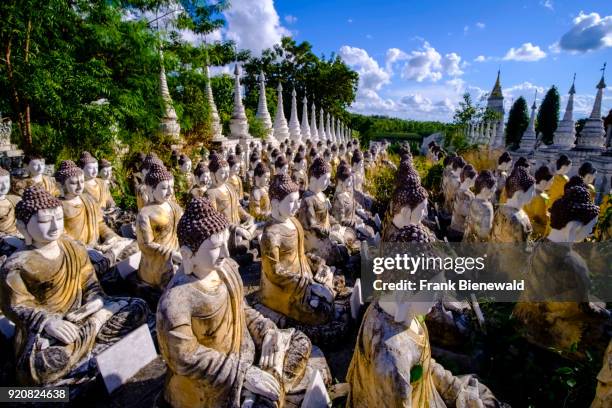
536,86,560,145
453,92,477,125
505,97,530,149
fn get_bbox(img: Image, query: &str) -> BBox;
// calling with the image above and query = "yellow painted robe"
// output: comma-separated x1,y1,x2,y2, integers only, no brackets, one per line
548,174,569,205
0,195,20,236
248,187,271,221
206,184,251,226
62,194,116,247
228,175,244,200
523,191,551,240
84,178,115,210
12,175,60,197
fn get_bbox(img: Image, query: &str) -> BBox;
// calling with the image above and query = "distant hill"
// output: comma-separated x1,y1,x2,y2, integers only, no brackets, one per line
349,113,450,145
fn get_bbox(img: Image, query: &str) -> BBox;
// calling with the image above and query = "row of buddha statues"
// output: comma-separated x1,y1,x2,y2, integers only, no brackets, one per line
0,135,609,407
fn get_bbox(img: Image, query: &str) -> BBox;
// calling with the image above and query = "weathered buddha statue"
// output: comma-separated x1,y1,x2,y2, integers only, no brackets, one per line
0,168,21,238
177,154,195,192
248,162,271,221
136,153,164,209
274,155,289,177
13,153,60,197
548,154,572,205
291,151,308,193
330,144,340,172
205,153,256,253
189,162,210,199
297,157,356,266
490,166,535,243
157,196,313,408
463,170,496,242
135,164,183,291
0,187,148,385
307,147,318,167
523,165,554,240
578,161,597,202
78,152,114,211
97,159,116,208
514,185,610,355
448,164,477,240
226,154,244,201
234,144,247,178
347,223,500,408
332,161,375,241
246,150,261,193
269,149,281,175
55,161,135,266
494,152,512,204
442,155,464,214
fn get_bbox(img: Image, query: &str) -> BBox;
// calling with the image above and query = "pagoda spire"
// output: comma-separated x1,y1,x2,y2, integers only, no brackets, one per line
272,82,290,142
256,71,273,140
159,48,181,142
575,64,606,150
229,64,249,139
490,69,502,98
590,62,606,120
205,64,224,142
319,108,327,140
288,88,301,140
300,94,311,141
310,101,319,141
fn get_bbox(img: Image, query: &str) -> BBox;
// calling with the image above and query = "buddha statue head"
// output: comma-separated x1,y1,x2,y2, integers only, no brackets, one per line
578,162,597,185
78,151,98,181
145,164,174,204
142,153,163,179
178,154,192,174
513,156,530,173
308,157,331,194
474,170,496,200
323,149,332,163
309,147,318,161
270,174,300,222
253,162,270,188
271,148,280,164
351,150,364,172
15,186,64,247
497,152,512,172
274,155,289,176
227,154,241,177
363,150,372,166
177,197,230,277
55,160,84,199
98,159,113,181
331,144,338,159
249,151,260,170
460,164,477,190
534,165,553,192
134,152,146,171
335,161,353,193
316,141,323,150
208,153,229,188
293,152,307,172
442,152,457,171
549,186,599,242
505,167,536,209
339,144,346,157
24,153,46,178
565,175,588,192
194,162,211,188
391,175,428,229
556,154,572,175
234,144,244,162
451,156,466,178
285,147,293,160
0,168,10,200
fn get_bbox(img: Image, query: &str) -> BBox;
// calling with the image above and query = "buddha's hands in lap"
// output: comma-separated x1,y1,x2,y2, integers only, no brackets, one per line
45,318,81,344
456,378,484,408
260,328,293,378
65,296,105,322
244,366,281,402
236,226,252,241
90,300,128,333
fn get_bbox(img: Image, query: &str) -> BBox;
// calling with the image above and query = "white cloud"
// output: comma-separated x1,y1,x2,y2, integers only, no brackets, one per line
385,48,409,73
559,12,612,52
463,25,469,34
442,52,464,76
474,55,492,62
540,0,554,11
393,42,464,82
339,46,391,92
476,22,486,29
503,42,547,61
348,18,353,23
284,14,297,24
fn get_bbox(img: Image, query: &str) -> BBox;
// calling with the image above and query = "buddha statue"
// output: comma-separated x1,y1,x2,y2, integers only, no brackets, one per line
463,170,496,242
0,168,21,238
227,154,244,201
13,153,60,197
205,153,256,254
274,155,289,176
523,165,553,240
248,162,271,221
97,159,116,208
548,154,572,205
331,161,375,241
448,164,477,240
514,185,610,355
136,153,164,209
55,161,136,267
234,144,247,178
135,164,183,290
78,152,115,211
291,151,308,193
157,197,314,408
494,152,512,204
578,161,597,202
442,156,465,214
490,166,535,243
269,149,280,175
330,144,340,172
0,187,148,385
189,162,210,199
177,154,195,192
246,150,261,193
347,224,499,407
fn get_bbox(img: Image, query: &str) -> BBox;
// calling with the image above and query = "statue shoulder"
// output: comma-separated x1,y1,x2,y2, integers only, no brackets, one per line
261,223,282,246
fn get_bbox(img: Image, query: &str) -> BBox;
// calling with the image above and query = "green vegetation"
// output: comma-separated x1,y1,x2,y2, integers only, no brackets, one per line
349,113,448,146
536,85,561,145
505,96,530,149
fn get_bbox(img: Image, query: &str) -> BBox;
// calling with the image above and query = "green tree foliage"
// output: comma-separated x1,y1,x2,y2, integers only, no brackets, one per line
505,97,530,149
536,86,560,145
349,113,448,145
453,92,477,125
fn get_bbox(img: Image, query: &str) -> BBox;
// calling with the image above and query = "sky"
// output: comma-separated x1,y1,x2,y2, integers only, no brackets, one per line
190,0,612,123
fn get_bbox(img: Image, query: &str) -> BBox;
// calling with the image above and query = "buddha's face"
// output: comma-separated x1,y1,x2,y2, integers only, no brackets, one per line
463,176,476,189
310,173,331,193
27,159,45,177
64,174,85,197
0,175,10,197
82,162,98,180
99,166,112,180
323,153,331,162
337,176,353,193
25,207,64,245
477,186,495,200
198,170,211,187
230,163,241,176
181,229,230,277
180,159,192,173
274,191,300,220
499,161,511,172
213,165,229,185
255,172,270,188
583,172,596,185
151,179,174,203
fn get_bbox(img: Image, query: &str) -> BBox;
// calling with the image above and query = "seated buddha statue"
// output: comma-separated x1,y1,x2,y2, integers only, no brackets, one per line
0,168,22,239
578,161,597,202
189,162,210,199
135,164,183,291
97,159,116,209
330,144,340,172
55,161,136,268
442,156,465,214
248,162,271,222
177,154,195,192
291,151,308,193
157,197,315,408
0,187,148,385
494,152,512,204
258,174,351,346
523,165,554,240
347,224,500,407
514,185,610,356
331,161,375,241
78,152,114,211
205,153,256,254
227,154,244,200
463,170,496,242
448,164,477,240
12,153,60,197
548,154,572,205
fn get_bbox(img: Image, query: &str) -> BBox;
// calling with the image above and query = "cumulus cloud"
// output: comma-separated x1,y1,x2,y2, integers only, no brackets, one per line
474,55,492,62
339,46,391,92
284,14,298,24
476,22,486,29
390,42,464,82
503,42,547,61
559,12,612,52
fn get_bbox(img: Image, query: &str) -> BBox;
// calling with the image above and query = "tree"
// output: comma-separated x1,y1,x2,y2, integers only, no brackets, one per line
453,92,477,125
536,86,560,145
505,97,530,149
